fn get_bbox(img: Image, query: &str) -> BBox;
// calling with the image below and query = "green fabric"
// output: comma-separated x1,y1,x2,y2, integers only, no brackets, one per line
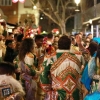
40,52,81,100
58,89,66,100
14,56,19,69
72,88,80,100
40,60,51,84
26,64,36,76
55,52,81,100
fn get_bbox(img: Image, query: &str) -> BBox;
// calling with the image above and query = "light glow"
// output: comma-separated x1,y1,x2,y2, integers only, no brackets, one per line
74,0,80,5
89,19,92,24
12,0,25,3
33,6,37,9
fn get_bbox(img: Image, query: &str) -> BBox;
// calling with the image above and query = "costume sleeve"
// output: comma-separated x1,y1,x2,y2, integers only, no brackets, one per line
81,55,85,65
28,65,36,76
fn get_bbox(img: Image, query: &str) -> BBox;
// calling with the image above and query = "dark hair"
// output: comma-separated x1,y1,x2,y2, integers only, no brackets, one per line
47,32,53,39
74,33,78,37
16,34,24,42
19,38,34,61
58,35,71,50
35,34,44,42
96,44,100,59
0,62,15,75
88,41,98,56
5,40,13,46
8,32,13,36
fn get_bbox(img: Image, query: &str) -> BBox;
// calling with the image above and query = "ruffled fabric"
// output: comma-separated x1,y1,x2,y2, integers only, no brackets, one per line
84,91,100,100
81,53,96,91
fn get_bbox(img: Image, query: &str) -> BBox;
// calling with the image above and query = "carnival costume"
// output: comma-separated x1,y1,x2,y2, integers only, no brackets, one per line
0,75,25,100
40,50,84,100
82,38,100,100
81,53,97,91
19,53,37,100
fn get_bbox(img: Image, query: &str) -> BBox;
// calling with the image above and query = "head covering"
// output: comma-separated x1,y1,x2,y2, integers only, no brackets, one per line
92,37,100,44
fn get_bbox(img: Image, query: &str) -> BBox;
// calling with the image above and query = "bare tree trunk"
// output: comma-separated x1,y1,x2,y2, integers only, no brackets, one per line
60,21,66,34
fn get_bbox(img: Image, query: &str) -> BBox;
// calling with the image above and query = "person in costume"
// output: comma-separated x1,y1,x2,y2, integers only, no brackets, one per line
0,62,25,100
34,34,46,100
0,24,6,62
83,43,100,100
18,38,43,100
13,34,24,81
40,35,85,100
81,41,98,97
44,32,56,55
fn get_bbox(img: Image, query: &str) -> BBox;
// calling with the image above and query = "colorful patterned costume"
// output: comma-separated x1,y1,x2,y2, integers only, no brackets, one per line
0,75,25,100
19,53,37,100
40,50,84,100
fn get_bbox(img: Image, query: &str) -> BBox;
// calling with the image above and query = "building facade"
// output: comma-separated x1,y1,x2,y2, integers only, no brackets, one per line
81,0,100,37
0,0,39,26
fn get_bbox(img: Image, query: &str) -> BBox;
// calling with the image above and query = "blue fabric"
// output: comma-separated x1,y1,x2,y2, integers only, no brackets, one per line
81,53,97,91
84,91,100,100
88,55,96,78
92,37,100,44
81,64,92,91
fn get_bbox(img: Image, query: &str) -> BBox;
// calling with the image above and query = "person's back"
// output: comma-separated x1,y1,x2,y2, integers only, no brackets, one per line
50,48,84,99
0,75,24,100
41,35,85,100
0,62,25,100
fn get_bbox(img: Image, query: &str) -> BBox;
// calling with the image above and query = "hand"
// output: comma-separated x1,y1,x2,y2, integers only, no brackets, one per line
36,65,44,75
38,55,44,65
39,65,44,73
76,35,82,45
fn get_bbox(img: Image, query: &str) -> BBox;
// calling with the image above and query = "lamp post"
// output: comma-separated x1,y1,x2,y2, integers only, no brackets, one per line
74,0,81,12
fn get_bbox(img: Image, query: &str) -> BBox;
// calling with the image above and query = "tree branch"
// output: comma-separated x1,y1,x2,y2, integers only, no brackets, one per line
39,8,60,26
57,0,60,11
47,0,62,24
65,14,74,22
29,0,35,5
47,0,55,11
61,0,64,9
60,0,66,21
65,1,73,7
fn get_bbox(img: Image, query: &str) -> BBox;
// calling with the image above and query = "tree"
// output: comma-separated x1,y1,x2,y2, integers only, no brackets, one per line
30,0,77,34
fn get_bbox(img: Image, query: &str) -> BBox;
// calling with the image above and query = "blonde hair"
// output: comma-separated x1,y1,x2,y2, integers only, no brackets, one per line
0,24,4,35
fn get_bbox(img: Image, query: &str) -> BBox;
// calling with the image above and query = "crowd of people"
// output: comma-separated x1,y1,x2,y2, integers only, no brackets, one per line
0,24,100,100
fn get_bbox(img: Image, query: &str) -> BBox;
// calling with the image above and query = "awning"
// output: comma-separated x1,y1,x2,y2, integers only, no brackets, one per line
83,17,100,25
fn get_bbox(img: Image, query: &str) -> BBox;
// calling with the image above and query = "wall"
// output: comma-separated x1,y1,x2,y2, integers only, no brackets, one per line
0,2,18,24
18,1,40,26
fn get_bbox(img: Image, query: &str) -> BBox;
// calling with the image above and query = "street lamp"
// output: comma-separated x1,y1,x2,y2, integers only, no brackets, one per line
74,0,81,6
12,0,25,3
33,6,37,10
74,0,81,11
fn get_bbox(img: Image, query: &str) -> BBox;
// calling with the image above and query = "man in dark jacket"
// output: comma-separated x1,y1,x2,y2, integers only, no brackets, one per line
4,40,17,63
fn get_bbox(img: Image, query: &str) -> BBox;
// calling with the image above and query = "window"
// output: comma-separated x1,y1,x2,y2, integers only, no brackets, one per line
0,0,12,6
